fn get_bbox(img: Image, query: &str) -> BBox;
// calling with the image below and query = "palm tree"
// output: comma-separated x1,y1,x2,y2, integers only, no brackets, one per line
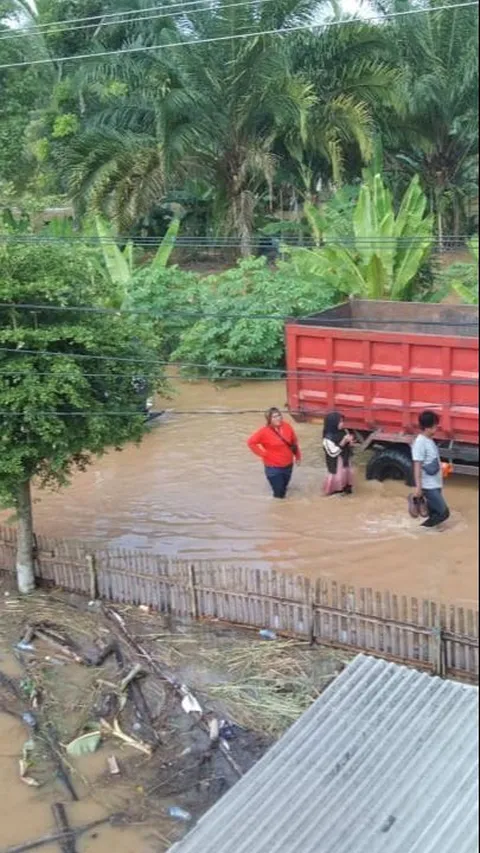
60,0,318,247
378,0,478,240
60,0,403,246
286,18,403,194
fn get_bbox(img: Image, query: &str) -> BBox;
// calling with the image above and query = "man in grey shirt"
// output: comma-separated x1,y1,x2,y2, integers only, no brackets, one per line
412,410,450,528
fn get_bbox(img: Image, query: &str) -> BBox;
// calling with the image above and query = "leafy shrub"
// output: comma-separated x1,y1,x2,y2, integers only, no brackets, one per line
123,265,200,358
171,257,338,376
439,240,478,304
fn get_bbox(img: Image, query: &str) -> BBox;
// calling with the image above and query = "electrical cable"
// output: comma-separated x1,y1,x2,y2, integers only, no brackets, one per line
0,401,467,417
0,367,477,385
0,348,478,377
0,234,471,246
0,302,477,326
1,0,243,33
0,0,282,43
0,2,477,70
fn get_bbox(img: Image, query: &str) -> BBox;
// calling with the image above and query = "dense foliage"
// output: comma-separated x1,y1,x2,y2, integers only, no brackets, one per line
438,239,479,304
168,256,338,374
0,0,477,241
0,241,165,591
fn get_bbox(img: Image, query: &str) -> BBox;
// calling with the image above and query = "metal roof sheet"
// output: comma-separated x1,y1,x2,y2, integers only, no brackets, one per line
169,654,479,853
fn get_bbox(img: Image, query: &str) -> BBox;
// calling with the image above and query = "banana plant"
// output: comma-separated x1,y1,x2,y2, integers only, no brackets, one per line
284,173,434,301
95,215,181,307
95,216,134,300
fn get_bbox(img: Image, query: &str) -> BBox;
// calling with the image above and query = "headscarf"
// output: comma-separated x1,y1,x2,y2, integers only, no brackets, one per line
323,411,352,461
323,411,344,443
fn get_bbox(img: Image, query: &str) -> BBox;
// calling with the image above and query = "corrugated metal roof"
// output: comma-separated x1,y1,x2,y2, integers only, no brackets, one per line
169,654,478,853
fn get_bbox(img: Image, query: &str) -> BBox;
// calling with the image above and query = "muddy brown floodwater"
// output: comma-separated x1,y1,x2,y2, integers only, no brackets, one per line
13,379,476,608
0,652,153,853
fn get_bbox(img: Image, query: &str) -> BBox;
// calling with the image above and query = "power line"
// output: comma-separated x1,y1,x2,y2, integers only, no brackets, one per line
0,234,471,246
1,0,224,33
0,368,281,381
0,400,465,417
0,409,155,416
0,348,478,376
0,302,477,326
0,366,477,385
0,2,477,70
0,0,281,43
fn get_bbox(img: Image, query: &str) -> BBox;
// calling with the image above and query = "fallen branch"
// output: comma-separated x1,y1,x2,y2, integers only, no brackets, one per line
102,605,243,778
19,623,121,668
120,664,144,691
0,669,24,700
5,658,78,802
118,662,160,744
0,815,124,853
42,723,78,802
51,804,77,853
100,718,152,756
20,623,83,664
126,677,161,746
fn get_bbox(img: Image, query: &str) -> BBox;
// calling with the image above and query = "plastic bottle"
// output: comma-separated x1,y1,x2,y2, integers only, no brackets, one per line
259,629,276,640
167,806,192,822
22,711,37,729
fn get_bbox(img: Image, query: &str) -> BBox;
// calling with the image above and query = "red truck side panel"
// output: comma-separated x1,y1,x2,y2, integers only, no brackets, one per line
286,324,479,444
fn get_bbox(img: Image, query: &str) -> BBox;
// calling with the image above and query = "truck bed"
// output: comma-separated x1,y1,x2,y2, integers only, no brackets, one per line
285,300,479,444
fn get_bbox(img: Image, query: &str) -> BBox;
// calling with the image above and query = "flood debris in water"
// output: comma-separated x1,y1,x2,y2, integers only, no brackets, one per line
0,579,349,851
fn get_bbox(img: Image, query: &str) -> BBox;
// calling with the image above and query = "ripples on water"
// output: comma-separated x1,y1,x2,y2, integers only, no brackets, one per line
19,380,478,605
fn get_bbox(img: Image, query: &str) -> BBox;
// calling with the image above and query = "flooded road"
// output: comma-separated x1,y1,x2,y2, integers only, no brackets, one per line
0,654,154,853
0,713,153,852
21,380,479,606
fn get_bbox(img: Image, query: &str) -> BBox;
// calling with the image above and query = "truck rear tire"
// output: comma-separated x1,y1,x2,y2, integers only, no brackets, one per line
366,447,414,486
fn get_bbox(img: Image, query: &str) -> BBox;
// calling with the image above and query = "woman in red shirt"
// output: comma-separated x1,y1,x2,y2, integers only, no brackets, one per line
247,407,301,499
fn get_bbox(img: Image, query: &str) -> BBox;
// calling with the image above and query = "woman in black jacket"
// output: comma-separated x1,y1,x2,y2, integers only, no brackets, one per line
322,412,355,496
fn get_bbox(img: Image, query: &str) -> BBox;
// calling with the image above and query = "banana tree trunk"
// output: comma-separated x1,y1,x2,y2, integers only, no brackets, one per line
16,480,35,594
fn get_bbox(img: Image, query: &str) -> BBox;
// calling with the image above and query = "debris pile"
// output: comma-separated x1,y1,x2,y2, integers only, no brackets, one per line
0,585,348,852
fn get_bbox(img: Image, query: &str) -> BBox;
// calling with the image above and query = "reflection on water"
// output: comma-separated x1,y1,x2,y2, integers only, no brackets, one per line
15,380,479,605
0,708,157,853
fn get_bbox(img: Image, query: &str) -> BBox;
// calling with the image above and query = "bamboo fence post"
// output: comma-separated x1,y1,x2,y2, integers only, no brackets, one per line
189,564,199,619
309,588,316,645
432,627,447,677
86,554,98,601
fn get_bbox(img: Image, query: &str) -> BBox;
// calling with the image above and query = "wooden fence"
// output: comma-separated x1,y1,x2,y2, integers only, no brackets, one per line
0,525,478,683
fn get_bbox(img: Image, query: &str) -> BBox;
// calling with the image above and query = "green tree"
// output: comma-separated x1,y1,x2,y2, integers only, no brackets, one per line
0,242,164,592
2,0,477,245
58,1,399,243
286,20,402,193
285,173,434,300
61,0,316,244
379,0,478,239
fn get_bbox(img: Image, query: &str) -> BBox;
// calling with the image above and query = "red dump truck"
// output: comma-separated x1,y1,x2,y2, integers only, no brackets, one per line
285,300,479,482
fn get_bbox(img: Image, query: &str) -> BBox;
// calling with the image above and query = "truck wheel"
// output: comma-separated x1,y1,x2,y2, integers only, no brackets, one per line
366,448,414,486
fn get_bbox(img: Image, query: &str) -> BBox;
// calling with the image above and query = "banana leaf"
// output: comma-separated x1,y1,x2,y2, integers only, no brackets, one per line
151,217,181,270
95,216,133,291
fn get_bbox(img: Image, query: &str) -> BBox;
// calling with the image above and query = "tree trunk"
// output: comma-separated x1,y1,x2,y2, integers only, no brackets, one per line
240,232,251,258
453,196,461,239
437,207,444,253
16,480,35,594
